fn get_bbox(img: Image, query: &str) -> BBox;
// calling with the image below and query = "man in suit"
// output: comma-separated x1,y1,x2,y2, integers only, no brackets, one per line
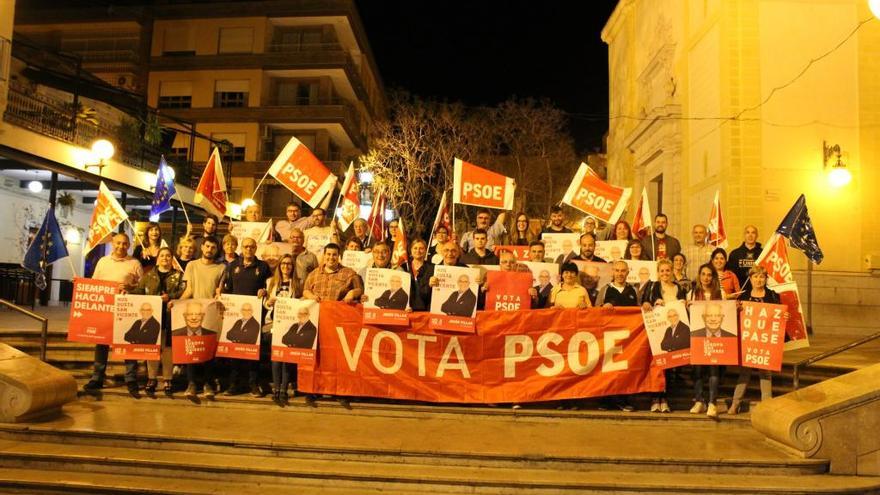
225,302,260,344
534,270,554,309
691,302,737,338
374,274,408,310
171,301,218,337
440,274,477,317
660,308,690,352
282,307,317,349
124,302,161,345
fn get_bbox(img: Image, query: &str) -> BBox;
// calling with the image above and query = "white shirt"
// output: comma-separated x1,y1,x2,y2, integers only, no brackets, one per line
93,255,143,287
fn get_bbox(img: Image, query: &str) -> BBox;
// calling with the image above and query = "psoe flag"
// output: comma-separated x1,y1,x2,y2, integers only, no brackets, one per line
562,163,631,224
85,182,128,254
194,147,228,219
452,158,515,210
754,232,794,286
267,137,336,208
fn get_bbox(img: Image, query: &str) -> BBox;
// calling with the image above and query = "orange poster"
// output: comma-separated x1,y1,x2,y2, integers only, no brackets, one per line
485,271,532,311
297,302,665,404
68,277,117,345
739,301,788,371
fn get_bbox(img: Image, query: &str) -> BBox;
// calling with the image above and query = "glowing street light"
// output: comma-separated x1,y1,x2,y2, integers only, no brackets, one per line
28,180,43,193
91,139,115,161
870,0,880,20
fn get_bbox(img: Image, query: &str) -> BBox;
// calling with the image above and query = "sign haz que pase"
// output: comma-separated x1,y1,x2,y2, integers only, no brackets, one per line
453,158,515,210
562,163,631,224
268,137,337,208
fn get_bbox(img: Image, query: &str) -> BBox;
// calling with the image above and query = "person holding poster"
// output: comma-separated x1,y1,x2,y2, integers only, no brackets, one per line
404,239,434,312
272,298,320,406
459,209,507,252
220,237,270,397
287,228,318,298
687,263,726,418
483,250,533,311
710,248,741,299
640,259,689,413
640,214,681,261
365,241,402,271
179,236,224,300
729,266,785,415
129,247,183,397
550,263,590,309
82,233,144,394
595,261,639,308
264,254,296,404
172,300,219,400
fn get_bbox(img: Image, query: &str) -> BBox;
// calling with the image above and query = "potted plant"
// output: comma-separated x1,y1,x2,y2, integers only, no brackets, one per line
57,192,76,218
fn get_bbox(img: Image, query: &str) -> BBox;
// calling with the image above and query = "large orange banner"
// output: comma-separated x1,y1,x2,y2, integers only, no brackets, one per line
298,302,665,403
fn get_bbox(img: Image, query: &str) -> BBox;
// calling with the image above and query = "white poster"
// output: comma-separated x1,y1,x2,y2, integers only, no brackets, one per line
541,233,581,263
113,294,163,346
230,221,273,253
595,240,628,261
271,298,319,365
642,300,691,369
622,259,658,286
363,268,411,326
342,250,372,278
430,265,480,319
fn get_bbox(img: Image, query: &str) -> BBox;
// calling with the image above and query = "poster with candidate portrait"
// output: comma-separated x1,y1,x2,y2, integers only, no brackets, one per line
271,298,319,365
622,259,658,286
572,260,612,294
541,233,580,263
485,271,532,311
111,294,163,360
304,227,334,256
170,298,221,364
523,261,560,306
363,268,411,326
257,242,293,264
429,265,480,333
595,240,628,261
642,300,691,369
689,300,739,365
229,221,273,253
216,294,263,360
739,301,788,371
342,250,372,278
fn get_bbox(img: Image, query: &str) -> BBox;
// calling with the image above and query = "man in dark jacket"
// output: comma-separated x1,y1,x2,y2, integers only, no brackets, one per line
281,307,317,349
440,274,477,317
225,303,260,344
660,307,690,352
374,274,409,310
124,303,161,345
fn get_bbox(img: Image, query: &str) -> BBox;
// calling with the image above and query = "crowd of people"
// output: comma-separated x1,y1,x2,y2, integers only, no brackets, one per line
81,200,776,417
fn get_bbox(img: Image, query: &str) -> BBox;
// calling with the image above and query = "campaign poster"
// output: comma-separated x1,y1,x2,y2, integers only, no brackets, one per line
68,277,117,344
485,271,532,311
216,294,263,360
271,298,319,365
541,233,580,263
230,221,272,253
492,245,531,261
642,300,691,369
429,265,480,333
595,240,628,261
257,242,293,264
304,227,334,256
689,300,739,365
739,301,788,371
572,260,612,293
773,281,810,351
170,298,221,364
111,294,163,360
523,261,560,304
363,268,411,326
622,259,658,286
342,250,372,278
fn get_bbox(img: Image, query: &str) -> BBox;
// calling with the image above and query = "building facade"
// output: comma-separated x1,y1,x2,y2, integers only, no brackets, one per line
602,0,880,335
15,0,385,217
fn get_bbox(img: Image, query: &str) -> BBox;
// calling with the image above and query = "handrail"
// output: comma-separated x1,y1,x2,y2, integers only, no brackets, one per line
0,299,49,362
792,331,880,390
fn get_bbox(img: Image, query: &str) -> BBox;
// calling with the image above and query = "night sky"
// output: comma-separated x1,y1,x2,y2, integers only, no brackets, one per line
356,0,619,154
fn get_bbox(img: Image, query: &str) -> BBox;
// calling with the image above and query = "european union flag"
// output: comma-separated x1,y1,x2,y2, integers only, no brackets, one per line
149,156,177,222
22,207,69,290
777,194,823,264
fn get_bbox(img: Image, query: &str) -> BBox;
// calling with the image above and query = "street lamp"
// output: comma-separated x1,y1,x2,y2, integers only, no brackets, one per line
823,141,852,188
870,0,880,20
83,139,115,175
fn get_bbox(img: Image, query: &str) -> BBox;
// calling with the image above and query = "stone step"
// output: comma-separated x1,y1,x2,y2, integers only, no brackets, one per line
0,400,827,476
0,439,874,495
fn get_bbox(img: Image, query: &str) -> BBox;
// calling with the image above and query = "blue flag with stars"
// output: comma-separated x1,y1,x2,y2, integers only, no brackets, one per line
149,156,177,222
776,194,823,264
22,207,69,290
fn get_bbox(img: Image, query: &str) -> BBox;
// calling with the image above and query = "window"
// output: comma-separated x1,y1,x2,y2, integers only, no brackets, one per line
273,28,324,51
162,26,195,56
214,80,249,108
167,147,189,164
218,27,254,54
158,81,192,109
212,133,247,162
274,80,318,106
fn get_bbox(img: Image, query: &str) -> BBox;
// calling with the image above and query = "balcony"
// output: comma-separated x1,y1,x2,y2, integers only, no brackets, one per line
3,84,192,178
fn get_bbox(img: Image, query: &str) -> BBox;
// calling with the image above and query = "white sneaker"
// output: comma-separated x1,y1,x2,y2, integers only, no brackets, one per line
689,402,705,414
706,403,718,418
650,400,661,412
659,400,671,413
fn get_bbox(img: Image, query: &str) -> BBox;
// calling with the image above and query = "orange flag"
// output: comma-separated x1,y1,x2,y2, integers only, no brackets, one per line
84,182,128,253
336,163,361,232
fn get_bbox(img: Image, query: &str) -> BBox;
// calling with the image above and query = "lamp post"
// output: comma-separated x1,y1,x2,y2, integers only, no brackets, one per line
83,139,115,176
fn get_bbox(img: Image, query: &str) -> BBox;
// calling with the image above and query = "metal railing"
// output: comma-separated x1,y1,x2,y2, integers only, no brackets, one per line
0,299,49,362
792,331,880,389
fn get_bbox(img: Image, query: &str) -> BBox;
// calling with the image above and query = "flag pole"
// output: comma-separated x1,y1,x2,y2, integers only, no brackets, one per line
65,255,78,278
125,217,148,252
251,169,272,199
173,190,192,226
